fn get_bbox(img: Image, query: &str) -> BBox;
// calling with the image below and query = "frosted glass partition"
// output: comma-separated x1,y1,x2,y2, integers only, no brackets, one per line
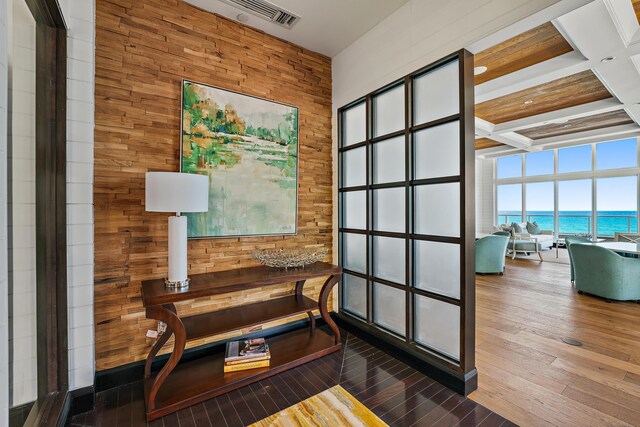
343,102,366,147
373,187,405,233
414,122,459,180
415,295,460,360
415,240,460,299
414,60,459,125
343,191,366,230
373,236,405,284
343,274,367,318
338,51,474,386
343,233,366,274
373,136,405,183
343,146,366,187
414,183,460,237
373,283,406,336
373,84,405,137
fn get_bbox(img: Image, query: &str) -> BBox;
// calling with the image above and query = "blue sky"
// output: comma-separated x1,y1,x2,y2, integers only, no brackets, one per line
497,138,638,212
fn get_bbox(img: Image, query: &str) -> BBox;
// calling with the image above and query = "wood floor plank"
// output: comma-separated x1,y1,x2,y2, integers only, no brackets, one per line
226,388,257,426
472,256,640,427
258,378,292,411
215,394,243,427
456,404,493,427
190,403,213,427
175,407,197,427
203,397,227,427
561,385,640,426
247,382,279,416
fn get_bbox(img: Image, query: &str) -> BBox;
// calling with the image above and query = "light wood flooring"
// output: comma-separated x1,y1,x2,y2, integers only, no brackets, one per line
471,255,640,426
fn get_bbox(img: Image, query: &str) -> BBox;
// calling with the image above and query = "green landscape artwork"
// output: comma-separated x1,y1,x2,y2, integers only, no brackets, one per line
180,80,298,238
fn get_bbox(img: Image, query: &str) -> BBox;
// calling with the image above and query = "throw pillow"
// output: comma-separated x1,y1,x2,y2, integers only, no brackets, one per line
511,222,522,233
527,221,541,235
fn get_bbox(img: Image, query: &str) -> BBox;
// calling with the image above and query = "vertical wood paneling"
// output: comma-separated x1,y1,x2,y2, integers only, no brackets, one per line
94,0,333,371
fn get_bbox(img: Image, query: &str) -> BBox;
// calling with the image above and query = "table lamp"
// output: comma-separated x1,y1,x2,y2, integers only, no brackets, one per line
145,172,209,289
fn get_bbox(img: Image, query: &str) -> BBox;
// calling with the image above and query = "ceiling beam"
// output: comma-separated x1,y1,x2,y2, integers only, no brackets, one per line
475,145,522,159
475,51,589,103
532,123,640,148
475,116,540,151
491,98,626,134
602,0,640,47
466,0,594,54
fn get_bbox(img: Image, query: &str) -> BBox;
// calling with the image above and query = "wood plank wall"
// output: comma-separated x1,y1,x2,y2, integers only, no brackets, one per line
94,0,333,371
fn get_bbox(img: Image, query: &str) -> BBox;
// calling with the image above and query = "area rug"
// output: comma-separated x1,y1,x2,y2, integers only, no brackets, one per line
249,385,388,427
511,248,570,265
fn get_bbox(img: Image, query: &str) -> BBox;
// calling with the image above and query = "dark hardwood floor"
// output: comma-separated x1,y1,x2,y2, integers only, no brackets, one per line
69,328,513,426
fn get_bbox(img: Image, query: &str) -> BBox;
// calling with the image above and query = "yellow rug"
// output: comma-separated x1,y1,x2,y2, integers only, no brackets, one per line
249,385,388,427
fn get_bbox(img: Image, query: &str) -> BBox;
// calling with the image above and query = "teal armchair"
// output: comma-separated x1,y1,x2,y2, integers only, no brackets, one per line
476,235,509,275
572,244,640,301
565,236,592,283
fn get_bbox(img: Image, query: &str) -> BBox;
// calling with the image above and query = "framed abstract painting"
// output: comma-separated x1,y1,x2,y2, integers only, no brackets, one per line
180,80,299,238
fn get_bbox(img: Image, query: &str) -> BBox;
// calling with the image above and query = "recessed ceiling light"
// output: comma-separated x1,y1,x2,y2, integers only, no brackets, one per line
562,124,572,128
474,66,488,75
237,13,249,23
523,100,534,105
601,56,616,63
552,118,569,124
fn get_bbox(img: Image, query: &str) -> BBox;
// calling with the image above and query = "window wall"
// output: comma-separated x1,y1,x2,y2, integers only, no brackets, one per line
494,138,640,238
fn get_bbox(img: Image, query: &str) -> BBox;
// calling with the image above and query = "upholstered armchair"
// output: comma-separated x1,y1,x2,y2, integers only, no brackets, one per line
476,234,509,275
565,235,592,283
571,244,640,301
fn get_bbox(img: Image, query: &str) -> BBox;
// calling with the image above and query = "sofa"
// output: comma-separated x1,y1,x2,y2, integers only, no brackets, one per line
572,243,640,301
494,222,554,260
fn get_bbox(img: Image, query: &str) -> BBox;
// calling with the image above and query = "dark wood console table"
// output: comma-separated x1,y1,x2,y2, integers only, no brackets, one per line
140,262,342,421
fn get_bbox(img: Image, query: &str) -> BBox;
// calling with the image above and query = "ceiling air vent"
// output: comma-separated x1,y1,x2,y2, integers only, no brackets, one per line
220,0,301,29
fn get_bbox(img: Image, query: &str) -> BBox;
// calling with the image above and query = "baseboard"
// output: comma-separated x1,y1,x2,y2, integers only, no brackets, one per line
9,401,34,427
333,312,478,396
68,385,95,417
95,316,326,393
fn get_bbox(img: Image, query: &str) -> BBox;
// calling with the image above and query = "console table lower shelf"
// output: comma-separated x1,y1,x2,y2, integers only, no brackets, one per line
140,262,343,421
144,328,339,420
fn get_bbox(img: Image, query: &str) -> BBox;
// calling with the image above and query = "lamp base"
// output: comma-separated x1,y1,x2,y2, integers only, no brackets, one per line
164,277,190,289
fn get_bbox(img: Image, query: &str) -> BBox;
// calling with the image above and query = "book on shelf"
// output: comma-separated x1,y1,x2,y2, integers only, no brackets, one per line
225,338,270,364
223,359,270,373
225,351,270,366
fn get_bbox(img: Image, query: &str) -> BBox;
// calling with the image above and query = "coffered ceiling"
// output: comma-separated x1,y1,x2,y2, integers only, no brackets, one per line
472,0,640,155
474,23,573,86
476,70,612,124
518,109,634,140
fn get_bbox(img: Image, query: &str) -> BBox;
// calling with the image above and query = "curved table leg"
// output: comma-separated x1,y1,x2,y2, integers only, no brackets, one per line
145,303,187,412
306,311,316,331
319,274,341,345
296,279,316,331
144,304,176,378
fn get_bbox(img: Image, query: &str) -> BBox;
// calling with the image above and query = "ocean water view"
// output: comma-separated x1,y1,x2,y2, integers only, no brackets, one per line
497,211,639,237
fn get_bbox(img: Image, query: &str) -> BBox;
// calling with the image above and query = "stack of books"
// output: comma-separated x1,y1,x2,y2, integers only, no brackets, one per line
224,338,270,373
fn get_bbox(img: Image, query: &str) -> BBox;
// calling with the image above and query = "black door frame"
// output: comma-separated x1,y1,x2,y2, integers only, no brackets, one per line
20,0,69,425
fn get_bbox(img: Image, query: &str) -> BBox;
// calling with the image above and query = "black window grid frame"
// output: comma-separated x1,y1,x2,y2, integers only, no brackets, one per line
338,50,476,377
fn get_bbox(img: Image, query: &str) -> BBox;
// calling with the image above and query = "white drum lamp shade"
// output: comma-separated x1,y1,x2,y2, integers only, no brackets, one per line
145,172,209,288
145,172,209,214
